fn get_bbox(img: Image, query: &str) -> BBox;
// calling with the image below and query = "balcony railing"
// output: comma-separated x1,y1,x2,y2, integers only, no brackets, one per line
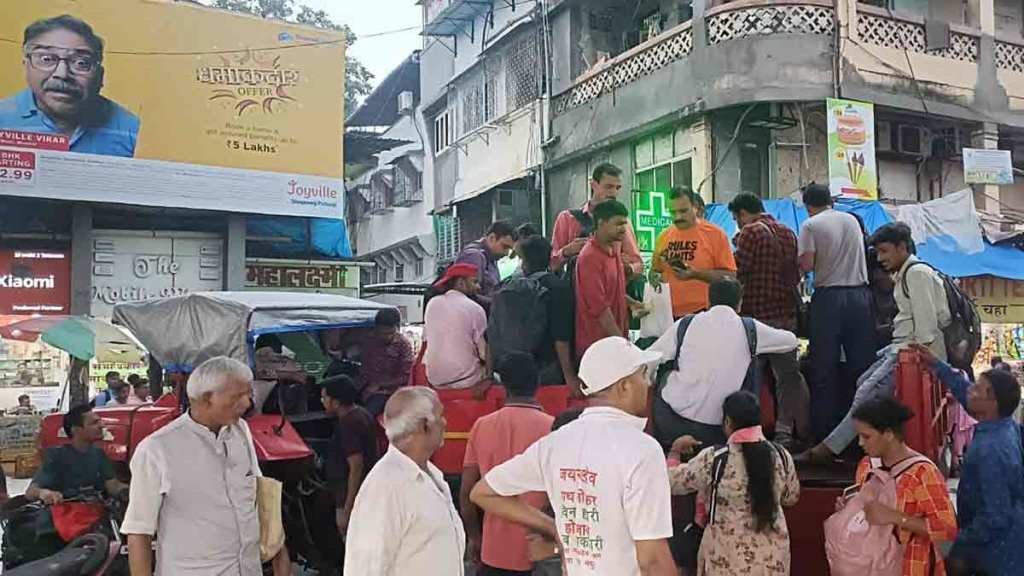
706,0,834,45
996,38,1024,73
552,22,694,115
856,4,979,63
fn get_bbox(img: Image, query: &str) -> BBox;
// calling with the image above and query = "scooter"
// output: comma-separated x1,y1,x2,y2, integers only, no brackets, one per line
2,533,119,576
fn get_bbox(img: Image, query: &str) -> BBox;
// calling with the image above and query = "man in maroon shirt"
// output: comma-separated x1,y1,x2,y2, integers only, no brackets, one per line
574,199,631,360
728,193,809,448
357,308,414,417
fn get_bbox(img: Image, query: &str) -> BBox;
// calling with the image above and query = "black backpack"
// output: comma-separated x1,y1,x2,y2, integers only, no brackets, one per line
488,271,551,367
900,261,982,371
850,212,896,346
666,314,761,393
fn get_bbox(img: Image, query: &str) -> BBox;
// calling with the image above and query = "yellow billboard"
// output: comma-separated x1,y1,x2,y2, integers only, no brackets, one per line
0,0,346,218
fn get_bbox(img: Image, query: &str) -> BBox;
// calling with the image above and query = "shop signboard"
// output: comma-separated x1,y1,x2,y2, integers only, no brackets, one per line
0,250,70,315
963,148,1014,185
632,189,674,256
959,275,1024,324
827,98,878,200
91,231,224,317
245,259,360,297
0,0,346,218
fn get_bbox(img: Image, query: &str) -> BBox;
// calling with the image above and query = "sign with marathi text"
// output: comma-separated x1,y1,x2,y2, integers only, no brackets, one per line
827,98,878,200
91,232,224,317
959,275,1024,324
0,0,346,218
0,250,70,315
245,260,359,297
963,148,1014,185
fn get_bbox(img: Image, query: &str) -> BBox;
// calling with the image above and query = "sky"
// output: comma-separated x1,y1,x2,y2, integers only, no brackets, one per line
301,0,424,88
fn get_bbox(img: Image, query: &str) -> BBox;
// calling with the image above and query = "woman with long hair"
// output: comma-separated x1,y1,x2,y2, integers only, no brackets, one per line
847,396,957,576
669,390,800,575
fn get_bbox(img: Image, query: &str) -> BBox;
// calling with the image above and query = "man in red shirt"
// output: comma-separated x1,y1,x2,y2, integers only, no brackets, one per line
549,162,643,277
574,199,631,360
460,352,555,576
729,192,810,448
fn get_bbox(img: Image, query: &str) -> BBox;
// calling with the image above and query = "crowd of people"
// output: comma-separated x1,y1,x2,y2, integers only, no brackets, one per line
7,164,1024,576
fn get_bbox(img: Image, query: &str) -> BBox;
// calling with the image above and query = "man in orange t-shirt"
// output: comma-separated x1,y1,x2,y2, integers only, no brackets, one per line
650,187,737,318
460,352,554,575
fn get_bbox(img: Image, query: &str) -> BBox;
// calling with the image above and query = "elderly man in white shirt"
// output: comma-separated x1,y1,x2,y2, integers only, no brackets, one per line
121,356,287,576
344,387,466,575
470,337,678,576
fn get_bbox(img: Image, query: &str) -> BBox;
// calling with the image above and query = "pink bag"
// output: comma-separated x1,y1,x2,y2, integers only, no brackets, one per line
823,455,930,576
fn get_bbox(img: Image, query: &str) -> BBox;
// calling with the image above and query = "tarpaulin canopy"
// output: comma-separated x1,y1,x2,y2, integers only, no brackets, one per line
112,292,393,372
705,198,1024,280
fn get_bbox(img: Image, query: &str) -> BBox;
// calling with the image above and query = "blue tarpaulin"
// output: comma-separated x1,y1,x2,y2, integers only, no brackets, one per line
247,217,352,259
705,198,1024,280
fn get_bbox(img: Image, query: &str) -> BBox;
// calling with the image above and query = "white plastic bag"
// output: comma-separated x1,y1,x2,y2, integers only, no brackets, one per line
640,283,674,338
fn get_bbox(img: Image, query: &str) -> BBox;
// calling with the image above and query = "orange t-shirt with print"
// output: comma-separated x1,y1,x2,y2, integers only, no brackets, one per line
653,220,737,318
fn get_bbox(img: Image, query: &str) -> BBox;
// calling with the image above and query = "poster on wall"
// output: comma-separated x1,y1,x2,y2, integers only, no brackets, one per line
0,250,70,315
963,148,1014,185
0,0,346,218
827,98,878,200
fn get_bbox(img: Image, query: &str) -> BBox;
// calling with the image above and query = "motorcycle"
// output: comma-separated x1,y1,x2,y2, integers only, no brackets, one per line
3,533,118,576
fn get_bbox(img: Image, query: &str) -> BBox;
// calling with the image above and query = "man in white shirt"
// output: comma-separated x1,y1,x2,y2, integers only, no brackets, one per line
470,337,678,576
122,356,288,576
802,222,950,462
424,262,490,392
648,277,799,449
344,387,466,575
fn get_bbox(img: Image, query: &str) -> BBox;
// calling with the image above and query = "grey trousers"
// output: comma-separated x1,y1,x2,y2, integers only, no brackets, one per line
823,348,899,454
762,350,811,441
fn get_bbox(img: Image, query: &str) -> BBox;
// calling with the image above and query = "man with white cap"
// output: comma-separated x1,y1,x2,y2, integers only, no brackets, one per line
470,337,678,576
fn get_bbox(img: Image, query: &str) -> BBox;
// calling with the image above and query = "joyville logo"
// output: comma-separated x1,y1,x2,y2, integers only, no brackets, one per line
287,180,339,207
197,49,301,117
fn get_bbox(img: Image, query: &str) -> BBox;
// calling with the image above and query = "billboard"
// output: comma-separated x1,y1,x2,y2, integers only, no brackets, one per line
0,250,71,315
0,0,346,218
963,148,1014,185
827,98,878,200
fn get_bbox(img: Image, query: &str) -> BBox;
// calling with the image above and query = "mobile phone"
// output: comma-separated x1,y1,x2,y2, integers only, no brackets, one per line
841,484,860,501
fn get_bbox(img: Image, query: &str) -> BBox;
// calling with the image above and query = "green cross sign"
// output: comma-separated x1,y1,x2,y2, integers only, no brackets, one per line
632,189,673,254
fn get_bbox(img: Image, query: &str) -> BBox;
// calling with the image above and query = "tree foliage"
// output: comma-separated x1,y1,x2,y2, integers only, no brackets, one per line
209,0,375,113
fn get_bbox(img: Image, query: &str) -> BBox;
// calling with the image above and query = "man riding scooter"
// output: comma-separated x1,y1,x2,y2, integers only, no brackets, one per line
12,405,127,564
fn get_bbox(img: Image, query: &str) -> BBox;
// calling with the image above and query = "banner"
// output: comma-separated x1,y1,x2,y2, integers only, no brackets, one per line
0,0,346,218
0,250,70,315
963,148,1014,185
827,98,878,200
960,275,1024,324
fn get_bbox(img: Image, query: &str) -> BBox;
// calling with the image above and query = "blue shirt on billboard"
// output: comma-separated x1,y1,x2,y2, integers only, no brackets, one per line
0,88,139,157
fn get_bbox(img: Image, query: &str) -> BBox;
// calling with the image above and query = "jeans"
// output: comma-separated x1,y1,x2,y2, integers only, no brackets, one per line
762,349,811,441
823,347,898,454
652,389,727,450
809,286,878,442
479,566,532,576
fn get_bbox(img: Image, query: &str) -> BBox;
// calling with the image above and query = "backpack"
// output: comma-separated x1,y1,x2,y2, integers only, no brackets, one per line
669,314,761,394
900,261,982,371
706,442,788,526
488,271,551,367
824,455,932,576
850,212,897,346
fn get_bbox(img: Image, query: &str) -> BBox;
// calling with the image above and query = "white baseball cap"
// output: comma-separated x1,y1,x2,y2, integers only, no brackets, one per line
578,337,663,396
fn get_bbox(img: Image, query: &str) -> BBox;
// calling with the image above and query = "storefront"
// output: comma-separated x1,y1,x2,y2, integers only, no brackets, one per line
961,275,1024,371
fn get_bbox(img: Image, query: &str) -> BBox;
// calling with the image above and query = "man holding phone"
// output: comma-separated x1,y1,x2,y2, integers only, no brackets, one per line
649,187,736,319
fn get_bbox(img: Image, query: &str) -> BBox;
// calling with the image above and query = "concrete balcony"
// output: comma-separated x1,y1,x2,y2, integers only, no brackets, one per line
548,0,1024,166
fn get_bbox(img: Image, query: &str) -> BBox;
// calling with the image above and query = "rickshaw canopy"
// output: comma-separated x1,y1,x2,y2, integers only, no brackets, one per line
112,291,394,372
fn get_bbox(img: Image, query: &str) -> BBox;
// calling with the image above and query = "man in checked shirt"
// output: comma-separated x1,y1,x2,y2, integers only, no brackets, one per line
729,193,810,450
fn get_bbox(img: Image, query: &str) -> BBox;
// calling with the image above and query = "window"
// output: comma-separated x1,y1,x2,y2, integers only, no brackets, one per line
435,214,461,263
633,129,695,254
433,110,452,154
394,263,405,283
414,258,425,278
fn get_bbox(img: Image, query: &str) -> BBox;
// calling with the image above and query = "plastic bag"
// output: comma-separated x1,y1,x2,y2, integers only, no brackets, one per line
640,283,674,338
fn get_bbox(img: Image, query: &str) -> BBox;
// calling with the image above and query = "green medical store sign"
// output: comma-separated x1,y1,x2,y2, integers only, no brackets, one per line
632,188,673,254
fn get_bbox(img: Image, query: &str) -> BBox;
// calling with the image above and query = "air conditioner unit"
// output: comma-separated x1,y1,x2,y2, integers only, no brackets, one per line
897,125,928,156
398,91,414,116
876,121,893,152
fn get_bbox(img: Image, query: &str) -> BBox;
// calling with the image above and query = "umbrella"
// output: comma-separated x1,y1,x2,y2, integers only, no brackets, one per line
0,315,145,362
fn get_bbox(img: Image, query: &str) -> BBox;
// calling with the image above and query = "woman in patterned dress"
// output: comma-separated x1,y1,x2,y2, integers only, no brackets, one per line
848,397,958,576
669,391,800,576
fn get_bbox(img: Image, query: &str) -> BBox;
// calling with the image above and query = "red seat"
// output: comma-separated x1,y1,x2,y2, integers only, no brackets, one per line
535,385,571,417
431,386,507,475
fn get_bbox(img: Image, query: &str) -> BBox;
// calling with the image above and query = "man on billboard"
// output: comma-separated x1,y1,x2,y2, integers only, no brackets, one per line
0,15,140,157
